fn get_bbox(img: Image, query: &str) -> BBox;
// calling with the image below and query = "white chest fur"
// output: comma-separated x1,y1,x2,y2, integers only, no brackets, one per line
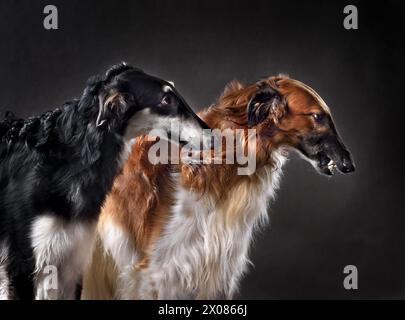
149,164,284,299
30,215,96,300
110,153,286,300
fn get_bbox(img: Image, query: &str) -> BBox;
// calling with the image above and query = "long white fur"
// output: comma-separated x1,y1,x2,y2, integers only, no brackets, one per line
0,242,9,300
98,151,286,299
97,217,141,299
30,215,96,300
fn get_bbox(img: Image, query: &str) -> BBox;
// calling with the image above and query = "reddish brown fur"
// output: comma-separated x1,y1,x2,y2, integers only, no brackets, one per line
181,76,332,199
91,75,334,293
98,136,176,259
97,76,331,255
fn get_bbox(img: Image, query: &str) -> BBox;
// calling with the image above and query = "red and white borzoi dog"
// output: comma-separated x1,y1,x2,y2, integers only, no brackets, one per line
82,75,355,299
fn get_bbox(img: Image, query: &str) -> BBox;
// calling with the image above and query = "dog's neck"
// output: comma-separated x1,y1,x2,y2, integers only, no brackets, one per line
144,100,287,298
148,151,286,299
180,91,280,201
95,93,288,298
52,102,133,220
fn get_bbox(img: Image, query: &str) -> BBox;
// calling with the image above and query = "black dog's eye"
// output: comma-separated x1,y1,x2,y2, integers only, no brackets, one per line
161,94,172,106
312,113,325,122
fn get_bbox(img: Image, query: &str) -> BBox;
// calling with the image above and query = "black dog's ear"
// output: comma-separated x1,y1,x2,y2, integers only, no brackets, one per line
96,91,135,127
247,86,286,127
94,63,141,127
96,92,120,127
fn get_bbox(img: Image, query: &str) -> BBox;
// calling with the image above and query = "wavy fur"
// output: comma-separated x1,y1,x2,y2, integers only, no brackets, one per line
82,75,354,299
0,63,205,299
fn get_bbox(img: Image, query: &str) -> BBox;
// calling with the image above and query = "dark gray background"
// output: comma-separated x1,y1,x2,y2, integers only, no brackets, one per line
0,0,404,299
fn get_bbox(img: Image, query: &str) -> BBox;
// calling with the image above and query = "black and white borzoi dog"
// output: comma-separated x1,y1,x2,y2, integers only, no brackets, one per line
0,63,208,300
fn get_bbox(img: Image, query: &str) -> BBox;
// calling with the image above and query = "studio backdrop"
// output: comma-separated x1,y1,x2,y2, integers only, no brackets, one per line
0,0,404,299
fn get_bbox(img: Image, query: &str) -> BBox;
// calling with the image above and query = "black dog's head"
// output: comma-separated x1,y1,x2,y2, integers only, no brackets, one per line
82,63,209,146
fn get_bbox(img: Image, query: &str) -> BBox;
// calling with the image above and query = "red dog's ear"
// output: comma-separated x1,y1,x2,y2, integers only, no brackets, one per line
247,86,287,127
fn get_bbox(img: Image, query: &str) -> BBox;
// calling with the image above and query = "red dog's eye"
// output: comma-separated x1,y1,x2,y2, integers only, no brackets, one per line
312,113,325,122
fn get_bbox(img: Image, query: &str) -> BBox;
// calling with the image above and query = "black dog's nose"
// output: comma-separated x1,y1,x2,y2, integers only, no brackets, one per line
340,157,355,173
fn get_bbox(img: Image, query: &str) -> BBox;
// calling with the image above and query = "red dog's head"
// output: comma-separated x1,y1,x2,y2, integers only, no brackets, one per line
203,76,355,176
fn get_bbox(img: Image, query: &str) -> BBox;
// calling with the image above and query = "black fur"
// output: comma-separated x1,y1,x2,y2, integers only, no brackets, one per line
0,63,204,299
